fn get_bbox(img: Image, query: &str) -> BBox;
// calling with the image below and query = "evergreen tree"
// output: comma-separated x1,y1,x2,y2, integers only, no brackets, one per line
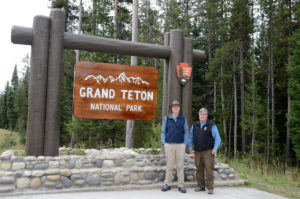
6,66,19,130
14,56,30,143
288,2,300,160
230,0,254,152
0,82,9,129
159,0,187,34
11,65,19,94
192,0,220,118
50,0,79,32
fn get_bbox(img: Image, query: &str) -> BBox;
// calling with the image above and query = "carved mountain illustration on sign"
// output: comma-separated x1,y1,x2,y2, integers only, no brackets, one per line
84,72,150,86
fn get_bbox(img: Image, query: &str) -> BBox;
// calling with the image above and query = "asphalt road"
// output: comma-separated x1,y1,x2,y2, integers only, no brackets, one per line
1,187,287,199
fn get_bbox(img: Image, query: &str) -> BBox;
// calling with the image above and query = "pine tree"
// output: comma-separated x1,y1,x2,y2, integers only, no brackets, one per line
11,65,19,94
0,82,9,129
159,0,186,34
6,66,19,130
193,0,220,119
14,56,30,143
288,3,300,160
230,0,254,152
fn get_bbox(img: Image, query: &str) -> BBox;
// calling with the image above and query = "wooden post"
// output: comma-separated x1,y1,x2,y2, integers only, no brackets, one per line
161,33,170,155
44,9,65,156
168,29,184,112
25,16,50,156
182,37,193,128
162,32,170,121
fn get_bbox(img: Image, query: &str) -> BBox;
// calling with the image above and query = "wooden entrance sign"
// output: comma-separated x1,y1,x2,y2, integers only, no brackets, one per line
11,9,205,156
73,61,158,120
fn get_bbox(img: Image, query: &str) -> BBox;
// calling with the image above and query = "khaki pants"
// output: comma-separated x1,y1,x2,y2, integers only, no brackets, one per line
164,143,185,187
195,149,215,190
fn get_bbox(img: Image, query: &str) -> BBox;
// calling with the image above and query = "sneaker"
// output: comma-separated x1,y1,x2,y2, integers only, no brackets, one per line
178,186,186,193
161,184,171,191
194,187,206,192
207,189,214,194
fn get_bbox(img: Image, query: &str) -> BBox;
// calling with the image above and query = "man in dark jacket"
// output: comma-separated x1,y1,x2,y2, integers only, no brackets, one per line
188,108,221,194
161,100,189,193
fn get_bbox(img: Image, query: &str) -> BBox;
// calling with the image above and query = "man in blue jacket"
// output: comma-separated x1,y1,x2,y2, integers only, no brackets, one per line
188,108,221,194
161,100,189,193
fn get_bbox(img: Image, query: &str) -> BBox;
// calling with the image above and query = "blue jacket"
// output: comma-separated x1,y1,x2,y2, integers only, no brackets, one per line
161,114,189,145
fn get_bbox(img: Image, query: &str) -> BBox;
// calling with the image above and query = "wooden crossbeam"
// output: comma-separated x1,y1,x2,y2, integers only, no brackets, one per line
11,26,205,61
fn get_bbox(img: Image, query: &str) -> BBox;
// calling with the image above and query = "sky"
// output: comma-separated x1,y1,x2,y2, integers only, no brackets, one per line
0,0,50,91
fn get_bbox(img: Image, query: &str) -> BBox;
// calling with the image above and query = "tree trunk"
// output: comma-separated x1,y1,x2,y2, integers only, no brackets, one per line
270,30,275,158
266,0,275,158
71,0,83,148
287,93,290,162
240,44,245,153
126,0,139,148
286,0,292,164
214,82,217,117
229,93,233,158
250,0,255,157
266,43,271,166
207,6,215,116
91,0,96,35
114,0,118,39
251,58,255,156
221,61,227,154
220,0,227,155
76,0,82,61
183,0,190,35
233,50,238,159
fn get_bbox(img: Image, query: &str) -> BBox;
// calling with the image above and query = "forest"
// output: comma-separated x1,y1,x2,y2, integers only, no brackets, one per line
0,0,299,167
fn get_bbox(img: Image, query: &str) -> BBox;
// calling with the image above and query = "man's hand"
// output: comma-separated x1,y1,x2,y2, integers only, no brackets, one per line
212,150,217,155
189,150,195,158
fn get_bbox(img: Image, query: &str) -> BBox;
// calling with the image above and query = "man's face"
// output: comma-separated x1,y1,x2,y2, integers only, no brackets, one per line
172,105,180,115
199,112,208,122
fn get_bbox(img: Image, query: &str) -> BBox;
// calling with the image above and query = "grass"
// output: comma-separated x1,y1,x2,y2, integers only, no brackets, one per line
217,154,300,199
0,129,25,153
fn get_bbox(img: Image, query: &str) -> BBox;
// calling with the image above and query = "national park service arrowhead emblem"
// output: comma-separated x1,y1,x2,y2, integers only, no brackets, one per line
176,62,192,86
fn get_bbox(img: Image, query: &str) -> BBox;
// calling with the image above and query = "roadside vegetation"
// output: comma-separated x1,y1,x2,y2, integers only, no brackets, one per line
0,129,24,153
218,153,300,199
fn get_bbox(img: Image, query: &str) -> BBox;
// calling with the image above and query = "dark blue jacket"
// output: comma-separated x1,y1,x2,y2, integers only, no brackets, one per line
165,114,186,143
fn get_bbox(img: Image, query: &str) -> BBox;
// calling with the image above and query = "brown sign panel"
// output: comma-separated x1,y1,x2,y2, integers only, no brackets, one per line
73,61,158,120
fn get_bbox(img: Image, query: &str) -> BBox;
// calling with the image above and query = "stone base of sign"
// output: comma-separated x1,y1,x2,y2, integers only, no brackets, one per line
0,148,244,196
